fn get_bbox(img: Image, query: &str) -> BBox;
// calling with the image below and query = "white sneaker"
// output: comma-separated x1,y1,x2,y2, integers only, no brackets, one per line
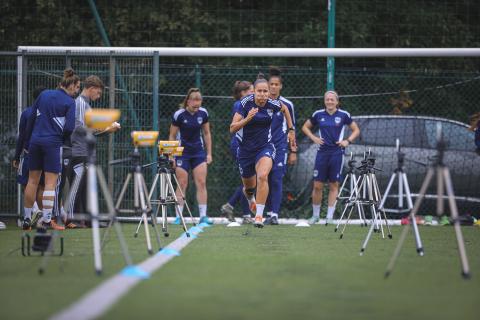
308,216,320,225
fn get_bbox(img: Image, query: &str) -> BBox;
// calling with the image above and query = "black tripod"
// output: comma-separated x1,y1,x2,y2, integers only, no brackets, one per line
385,125,471,279
143,154,194,237
112,147,162,255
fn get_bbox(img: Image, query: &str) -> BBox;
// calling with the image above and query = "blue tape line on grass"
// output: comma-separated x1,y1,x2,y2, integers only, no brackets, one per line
157,248,181,256
198,222,212,228
181,232,197,239
189,226,204,234
121,266,150,279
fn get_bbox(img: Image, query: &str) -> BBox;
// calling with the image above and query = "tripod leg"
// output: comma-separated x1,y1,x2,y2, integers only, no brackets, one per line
141,174,153,213
148,173,160,200
167,174,190,235
333,173,350,209
159,174,169,236
97,167,133,266
171,173,196,226
373,174,392,239
437,167,444,216
335,202,352,232
115,173,132,210
443,168,471,279
140,174,162,250
399,172,404,209
134,217,143,238
339,204,356,238
379,173,396,210
38,229,62,275
385,167,434,277
360,210,377,256
87,165,103,274
335,174,361,232
402,173,423,256
134,174,153,254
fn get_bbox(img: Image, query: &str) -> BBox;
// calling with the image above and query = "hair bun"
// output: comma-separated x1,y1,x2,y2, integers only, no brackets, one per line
64,68,75,78
256,72,265,80
269,66,281,77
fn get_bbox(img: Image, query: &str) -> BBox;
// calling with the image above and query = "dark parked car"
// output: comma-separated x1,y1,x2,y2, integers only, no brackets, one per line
288,115,480,216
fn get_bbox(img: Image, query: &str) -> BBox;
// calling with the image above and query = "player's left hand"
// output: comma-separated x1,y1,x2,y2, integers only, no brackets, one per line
206,154,213,165
288,130,296,149
336,140,350,148
288,152,297,165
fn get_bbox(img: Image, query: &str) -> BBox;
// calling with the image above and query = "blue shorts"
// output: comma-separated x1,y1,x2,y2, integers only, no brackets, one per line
17,154,30,185
28,142,63,174
230,136,239,160
313,151,344,182
237,144,276,178
175,155,206,172
17,154,46,185
271,148,288,174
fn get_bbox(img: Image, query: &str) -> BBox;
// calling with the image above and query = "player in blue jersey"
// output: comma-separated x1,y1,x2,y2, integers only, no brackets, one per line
13,86,46,229
264,67,297,225
169,88,213,225
23,68,80,230
230,73,296,228
302,90,360,225
220,80,255,224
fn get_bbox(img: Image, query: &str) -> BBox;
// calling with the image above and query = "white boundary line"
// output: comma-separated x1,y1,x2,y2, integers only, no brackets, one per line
49,230,200,320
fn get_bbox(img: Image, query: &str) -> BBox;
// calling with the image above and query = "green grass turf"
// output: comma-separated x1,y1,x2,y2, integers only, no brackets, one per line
0,222,184,319
1,224,479,320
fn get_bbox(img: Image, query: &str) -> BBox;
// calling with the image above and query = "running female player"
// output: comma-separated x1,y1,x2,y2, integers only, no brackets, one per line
23,68,80,229
302,90,360,225
264,67,297,225
220,80,255,224
230,73,296,228
169,88,213,225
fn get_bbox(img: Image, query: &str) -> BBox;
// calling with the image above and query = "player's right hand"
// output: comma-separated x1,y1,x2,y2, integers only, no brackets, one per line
312,136,324,145
245,107,258,121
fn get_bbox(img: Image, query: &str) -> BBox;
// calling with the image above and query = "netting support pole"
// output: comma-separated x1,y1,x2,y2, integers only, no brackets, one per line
327,0,336,90
108,53,116,194
195,64,202,90
151,51,160,189
65,50,72,69
16,51,27,219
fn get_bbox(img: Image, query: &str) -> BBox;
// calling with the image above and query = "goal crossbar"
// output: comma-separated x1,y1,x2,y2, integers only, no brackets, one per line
17,46,480,57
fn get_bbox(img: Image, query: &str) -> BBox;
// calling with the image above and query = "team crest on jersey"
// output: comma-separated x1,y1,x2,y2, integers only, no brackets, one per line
321,118,325,122
197,117,203,124
313,170,318,177
267,109,273,117
176,160,183,166
335,117,341,124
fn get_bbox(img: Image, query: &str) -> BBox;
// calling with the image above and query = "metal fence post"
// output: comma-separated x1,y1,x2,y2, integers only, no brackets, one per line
327,0,336,90
108,53,115,194
195,64,201,90
16,51,27,219
152,51,160,184
66,50,72,69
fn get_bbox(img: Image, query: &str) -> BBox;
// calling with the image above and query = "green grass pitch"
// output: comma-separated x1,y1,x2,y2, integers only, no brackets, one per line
0,224,479,320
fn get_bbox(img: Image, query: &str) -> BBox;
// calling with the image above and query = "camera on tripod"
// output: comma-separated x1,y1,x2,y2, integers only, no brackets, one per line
132,131,159,147
158,141,184,159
